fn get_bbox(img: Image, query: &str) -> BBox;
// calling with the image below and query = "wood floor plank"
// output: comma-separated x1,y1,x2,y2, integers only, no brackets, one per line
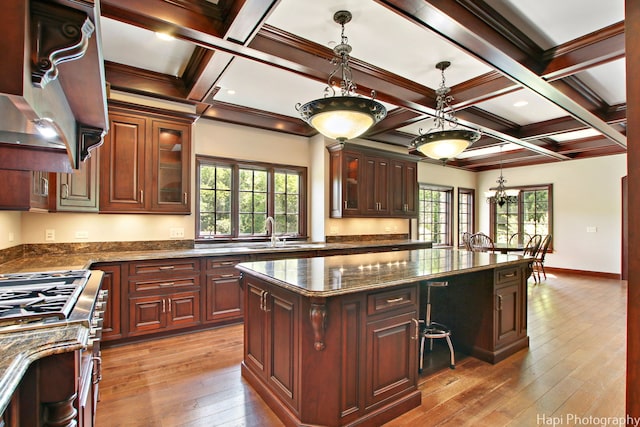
95,272,627,427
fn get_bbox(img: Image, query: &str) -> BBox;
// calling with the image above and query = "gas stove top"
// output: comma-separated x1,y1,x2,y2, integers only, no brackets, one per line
0,270,92,327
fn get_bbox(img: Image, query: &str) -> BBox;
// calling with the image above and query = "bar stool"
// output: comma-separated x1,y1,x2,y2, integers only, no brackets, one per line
419,281,455,372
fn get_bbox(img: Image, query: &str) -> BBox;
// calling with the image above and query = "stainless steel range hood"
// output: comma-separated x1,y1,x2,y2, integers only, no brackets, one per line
0,0,108,173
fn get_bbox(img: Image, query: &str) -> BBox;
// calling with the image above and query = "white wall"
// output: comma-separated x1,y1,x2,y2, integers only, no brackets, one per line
477,154,626,274
0,212,22,250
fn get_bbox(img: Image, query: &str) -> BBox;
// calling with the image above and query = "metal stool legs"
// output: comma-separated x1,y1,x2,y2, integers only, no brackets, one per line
419,281,455,373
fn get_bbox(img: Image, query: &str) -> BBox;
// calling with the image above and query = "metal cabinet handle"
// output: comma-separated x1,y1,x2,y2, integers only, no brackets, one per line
159,282,175,287
92,355,103,384
168,298,172,309
140,189,144,204
183,192,188,205
158,266,175,270
497,295,503,311
220,261,234,266
386,297,404,304
61,183,69,199
503,272,516,278
162,299,166,313
260,290,270,312
220,274,235,278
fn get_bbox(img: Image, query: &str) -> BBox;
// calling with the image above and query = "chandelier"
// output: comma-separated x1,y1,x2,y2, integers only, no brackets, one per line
410,61,480,162
485,145,519,207
296,10,386,142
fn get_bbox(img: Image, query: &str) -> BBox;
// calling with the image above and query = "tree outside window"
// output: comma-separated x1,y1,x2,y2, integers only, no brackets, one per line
418,185,453,245
196,156,306,242
458,188,475,247
490,184,552,247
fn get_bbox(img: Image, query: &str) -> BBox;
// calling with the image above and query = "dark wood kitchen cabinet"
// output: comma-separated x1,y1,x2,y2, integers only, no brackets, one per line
328,143,418,218
391,159,418,217
100,103,193,214
243,277,300,411
240,271,421,427
127,258,201,337
93,263,122,341
494,266,527,349
204,257,244,323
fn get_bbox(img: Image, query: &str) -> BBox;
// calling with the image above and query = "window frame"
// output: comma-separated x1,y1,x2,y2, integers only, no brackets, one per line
417,183,454,246
457,187,475,248
489,183,553,250
196,155,307,243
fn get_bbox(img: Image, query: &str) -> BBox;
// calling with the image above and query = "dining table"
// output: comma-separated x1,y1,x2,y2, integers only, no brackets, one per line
493,243,526,255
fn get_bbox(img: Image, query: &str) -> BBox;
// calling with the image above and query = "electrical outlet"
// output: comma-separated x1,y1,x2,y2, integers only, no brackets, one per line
75,230,89,239
169,227,185,238
45,229,55,241
586,226,597,233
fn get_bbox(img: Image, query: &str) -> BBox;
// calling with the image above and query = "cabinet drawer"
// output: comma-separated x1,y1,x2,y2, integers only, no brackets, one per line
130,276,200,293
129,258,200,276
367,286,417,316
206,258,242,270
495,267,521,285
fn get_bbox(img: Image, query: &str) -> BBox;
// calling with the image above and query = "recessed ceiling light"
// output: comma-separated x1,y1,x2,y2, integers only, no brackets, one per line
226,89,236,95
513,100,528,107
155,32,175,41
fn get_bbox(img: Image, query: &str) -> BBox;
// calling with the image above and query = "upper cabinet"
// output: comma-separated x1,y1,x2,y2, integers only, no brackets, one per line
328,143,418,218
100,102,194,214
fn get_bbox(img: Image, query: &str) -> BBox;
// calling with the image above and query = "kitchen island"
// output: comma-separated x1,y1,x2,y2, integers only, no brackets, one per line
236,248,532,427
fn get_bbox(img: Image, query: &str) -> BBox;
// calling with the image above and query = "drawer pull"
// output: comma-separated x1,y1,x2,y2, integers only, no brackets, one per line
220,274,235,278
503,272,516,278
159,282,175,287
386,297,404,304
158,266,175,270
220,261,235,266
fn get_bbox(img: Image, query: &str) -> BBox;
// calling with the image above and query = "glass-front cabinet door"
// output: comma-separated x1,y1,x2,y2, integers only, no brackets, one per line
151,120,191,213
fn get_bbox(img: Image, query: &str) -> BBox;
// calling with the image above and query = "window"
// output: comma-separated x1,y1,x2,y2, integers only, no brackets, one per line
418,184,453,245
458,188,475,247
197,156,307,241
490,184,552,246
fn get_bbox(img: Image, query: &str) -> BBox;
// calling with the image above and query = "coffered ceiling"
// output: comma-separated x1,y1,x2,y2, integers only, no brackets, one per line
99,0,626,171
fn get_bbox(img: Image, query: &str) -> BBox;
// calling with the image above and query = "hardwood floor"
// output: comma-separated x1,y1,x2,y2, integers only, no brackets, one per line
95,272,626,426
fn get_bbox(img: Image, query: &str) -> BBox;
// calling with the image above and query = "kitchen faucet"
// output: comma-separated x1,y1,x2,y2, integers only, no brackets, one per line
266,216,278,247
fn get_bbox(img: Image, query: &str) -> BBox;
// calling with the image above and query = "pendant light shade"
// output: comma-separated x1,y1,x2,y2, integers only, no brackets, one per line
486,145,519,207
411,61,480,162
296,11,386,142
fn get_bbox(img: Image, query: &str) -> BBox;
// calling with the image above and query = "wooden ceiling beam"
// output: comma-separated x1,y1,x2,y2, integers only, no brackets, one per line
375,0,625,149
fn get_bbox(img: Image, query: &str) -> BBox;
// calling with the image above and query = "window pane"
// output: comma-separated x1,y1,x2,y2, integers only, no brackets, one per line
491,186,551,246
239,192,253,212
275,173,286,192
418,186,452,245
239,169,253,191
275,194,286,214
216,213,231,235
254,193,267,213
287,195,299,213
287,174,299,194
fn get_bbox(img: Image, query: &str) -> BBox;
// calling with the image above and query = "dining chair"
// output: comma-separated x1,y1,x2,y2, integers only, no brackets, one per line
534,234,552,282
509,232,532,248
461,232,472,250
524,234,543,282
469,232,494,252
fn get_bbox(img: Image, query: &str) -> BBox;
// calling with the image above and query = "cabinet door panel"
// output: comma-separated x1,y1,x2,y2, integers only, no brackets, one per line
495,283,519,347
101,114,146,211
129,295,165,335
168,291,200,327
96,264,122,341
365,312,417,409
57,152,98,211
205,276,243,321
151,120,191,213
245,282,267,373
269,292,296,400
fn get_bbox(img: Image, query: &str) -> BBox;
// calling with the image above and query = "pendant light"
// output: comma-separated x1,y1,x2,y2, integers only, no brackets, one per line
485,145,519,207
296,10,387,142
411,61,480,162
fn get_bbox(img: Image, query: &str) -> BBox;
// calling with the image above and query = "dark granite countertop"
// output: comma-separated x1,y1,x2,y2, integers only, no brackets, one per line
0,239,429,274
236,248,532,297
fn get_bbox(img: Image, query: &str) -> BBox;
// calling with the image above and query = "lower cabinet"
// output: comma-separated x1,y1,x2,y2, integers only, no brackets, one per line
244,278,299,411
494,265,527,350
241,272,420,426
129,291,200,335
204,257,244,323
94,263,122,341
